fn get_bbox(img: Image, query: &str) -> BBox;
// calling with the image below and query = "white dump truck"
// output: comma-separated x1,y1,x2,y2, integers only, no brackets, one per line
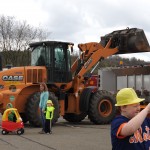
98,65,150,108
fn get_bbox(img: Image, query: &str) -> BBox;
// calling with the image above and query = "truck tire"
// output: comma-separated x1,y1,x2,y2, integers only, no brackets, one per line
25,92,59,127
88,90,116,124
63,112,87,123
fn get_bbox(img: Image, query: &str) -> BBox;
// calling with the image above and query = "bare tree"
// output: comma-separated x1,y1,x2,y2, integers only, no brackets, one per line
0,15,50,66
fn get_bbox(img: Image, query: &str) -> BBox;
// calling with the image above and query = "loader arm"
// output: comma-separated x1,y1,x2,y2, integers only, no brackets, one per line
72,27,150,93
72,39,118,93
71,40,116,74
77,39,118,77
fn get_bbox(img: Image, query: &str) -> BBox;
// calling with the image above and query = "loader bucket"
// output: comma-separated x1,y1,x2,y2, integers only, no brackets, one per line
100,28,150,54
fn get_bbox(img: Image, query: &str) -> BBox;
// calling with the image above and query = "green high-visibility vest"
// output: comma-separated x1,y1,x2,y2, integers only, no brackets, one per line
45,106,55,120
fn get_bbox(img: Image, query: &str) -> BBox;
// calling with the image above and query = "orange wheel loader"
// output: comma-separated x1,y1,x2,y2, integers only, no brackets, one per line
0,28,149,126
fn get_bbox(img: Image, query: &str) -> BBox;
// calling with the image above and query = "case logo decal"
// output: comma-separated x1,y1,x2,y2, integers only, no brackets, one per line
2,76,23,81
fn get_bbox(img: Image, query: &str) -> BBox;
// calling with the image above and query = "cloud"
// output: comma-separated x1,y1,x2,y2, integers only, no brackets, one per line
39,0,150,40
0,0,150,60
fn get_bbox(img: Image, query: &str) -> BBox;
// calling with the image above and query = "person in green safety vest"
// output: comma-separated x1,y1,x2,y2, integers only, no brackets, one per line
44,100,55,134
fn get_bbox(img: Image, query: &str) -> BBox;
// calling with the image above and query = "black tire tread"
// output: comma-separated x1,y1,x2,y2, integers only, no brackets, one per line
88,90,116,124
63,112,87,123
25,92,59,127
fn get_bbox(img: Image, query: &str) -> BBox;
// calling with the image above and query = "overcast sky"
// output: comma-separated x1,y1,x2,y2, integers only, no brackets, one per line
1,0,150,61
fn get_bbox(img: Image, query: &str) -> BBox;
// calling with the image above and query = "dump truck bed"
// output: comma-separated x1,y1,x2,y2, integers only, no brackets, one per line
99,65,150,93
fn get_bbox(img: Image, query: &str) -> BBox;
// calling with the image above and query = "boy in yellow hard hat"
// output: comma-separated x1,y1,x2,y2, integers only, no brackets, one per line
111,88,150,150
44,100,55,134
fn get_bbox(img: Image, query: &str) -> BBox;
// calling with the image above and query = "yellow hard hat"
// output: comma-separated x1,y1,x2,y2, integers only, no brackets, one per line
115,88,145,106
47,100,53,104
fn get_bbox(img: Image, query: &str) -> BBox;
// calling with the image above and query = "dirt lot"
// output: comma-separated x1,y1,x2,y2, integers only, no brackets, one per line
0,115,112,150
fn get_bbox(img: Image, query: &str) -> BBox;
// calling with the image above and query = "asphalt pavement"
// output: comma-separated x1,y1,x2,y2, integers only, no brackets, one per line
0,115,112,150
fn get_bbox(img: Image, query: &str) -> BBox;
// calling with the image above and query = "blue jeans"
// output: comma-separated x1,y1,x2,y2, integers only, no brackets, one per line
40,108,45,131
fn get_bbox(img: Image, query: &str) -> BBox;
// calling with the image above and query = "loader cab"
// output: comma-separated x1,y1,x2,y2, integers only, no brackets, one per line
30,41,73,83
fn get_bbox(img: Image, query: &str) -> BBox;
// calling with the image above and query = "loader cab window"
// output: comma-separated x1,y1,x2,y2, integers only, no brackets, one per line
67,49,71,70
54,45,72,71
54,46,72,70
30,42,73,83
53,44,72,82
31,45,50,66
55,47,65,70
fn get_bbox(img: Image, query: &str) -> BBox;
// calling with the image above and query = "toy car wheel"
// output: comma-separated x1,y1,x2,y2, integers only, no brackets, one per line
1,130,8,135
17,129,22,135
17,128,24,135
21,128,24,134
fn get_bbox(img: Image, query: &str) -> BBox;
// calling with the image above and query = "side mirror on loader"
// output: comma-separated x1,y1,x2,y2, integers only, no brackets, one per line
100,27,150,54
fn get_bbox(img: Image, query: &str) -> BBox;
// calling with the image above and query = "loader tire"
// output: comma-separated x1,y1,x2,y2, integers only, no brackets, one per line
25,92,41,127
49,92,60,124
20,113,28,123
88,90,116,124
26,92,59,127
63,112,87,123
